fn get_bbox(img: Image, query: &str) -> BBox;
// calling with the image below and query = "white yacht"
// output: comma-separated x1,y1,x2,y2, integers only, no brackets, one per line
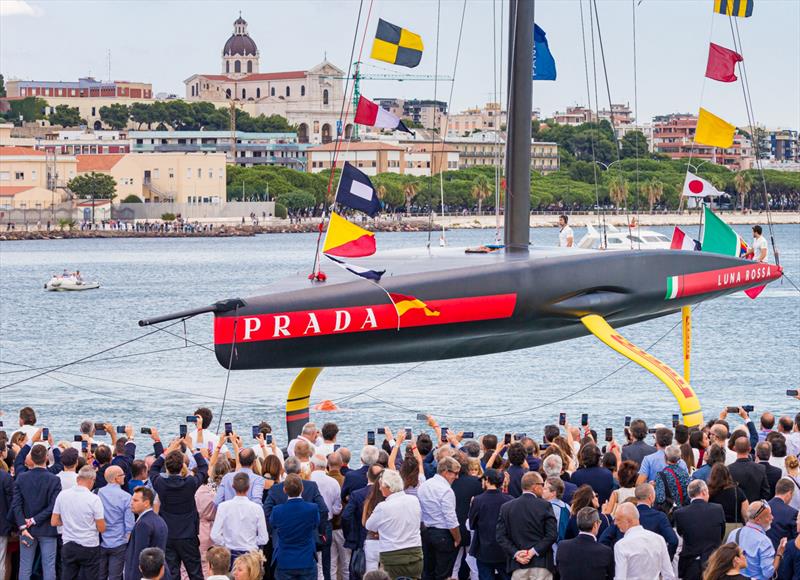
577,223,672,251
44,273,100,291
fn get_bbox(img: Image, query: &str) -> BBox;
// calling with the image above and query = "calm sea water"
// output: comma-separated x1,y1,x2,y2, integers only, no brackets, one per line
1,224,798,450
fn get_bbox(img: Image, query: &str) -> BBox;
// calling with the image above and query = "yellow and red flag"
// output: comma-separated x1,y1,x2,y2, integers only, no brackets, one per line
389,293,440,317
323,212,376,258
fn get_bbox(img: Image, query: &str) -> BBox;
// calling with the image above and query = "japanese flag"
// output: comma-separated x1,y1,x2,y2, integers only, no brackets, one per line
682,171,722,198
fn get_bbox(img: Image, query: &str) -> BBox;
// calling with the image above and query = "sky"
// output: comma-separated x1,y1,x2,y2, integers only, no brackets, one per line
1,0,798,129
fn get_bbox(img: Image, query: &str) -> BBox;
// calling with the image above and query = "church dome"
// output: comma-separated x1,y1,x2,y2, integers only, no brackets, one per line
223,15,257,56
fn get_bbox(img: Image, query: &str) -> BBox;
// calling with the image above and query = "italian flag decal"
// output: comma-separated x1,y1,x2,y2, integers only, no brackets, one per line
666,276,681,300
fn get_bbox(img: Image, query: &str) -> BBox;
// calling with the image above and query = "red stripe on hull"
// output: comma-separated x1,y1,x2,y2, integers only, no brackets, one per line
675,263,781,299
214,293,517,345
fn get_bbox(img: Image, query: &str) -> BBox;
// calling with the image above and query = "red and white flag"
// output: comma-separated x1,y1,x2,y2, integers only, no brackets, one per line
682,171,722,198
354,96,414,134
670,226,701,251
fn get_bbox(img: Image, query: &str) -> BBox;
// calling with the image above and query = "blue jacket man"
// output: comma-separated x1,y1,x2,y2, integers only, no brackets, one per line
124,486,169,580
767,482,799,550
12,443,62,580
263,458,328,539
270,474,321,579
467,469,513,577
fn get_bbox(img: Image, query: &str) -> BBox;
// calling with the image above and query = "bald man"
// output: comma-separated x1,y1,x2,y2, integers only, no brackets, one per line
99,465,135,579
613,503,674,580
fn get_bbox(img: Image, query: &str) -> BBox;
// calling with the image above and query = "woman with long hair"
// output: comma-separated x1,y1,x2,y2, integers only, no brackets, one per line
606,460,638,516
690,429,710,469
703,542,747,579
708,463,749,536
196,457,231,577
362,473,386,573
563,484,612,539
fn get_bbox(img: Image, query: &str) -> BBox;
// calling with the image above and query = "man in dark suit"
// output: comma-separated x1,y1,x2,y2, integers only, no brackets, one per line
451,454,484,580
270,474,321,580
621,419,656,466
148,436,208,580
468,469,513,580
496,472,558,577
728,436,770,502
599,483,678,558
341,464,383,559
340,445,378,502
124,487,169,580
767,478,799,550
263,457,328,538
756,441,783,499
557,507,614,580
12,443,62,580
673,480,726,580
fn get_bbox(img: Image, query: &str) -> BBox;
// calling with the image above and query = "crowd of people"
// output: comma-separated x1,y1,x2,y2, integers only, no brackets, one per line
1,403,799,580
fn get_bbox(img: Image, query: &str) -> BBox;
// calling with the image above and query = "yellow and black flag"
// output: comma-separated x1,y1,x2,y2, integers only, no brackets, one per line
371,19,424,68
714,0,753,18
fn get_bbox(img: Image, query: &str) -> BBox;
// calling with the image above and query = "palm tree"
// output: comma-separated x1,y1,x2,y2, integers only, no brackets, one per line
471,175,492,215
403,181,418,216
647,179,663,213
608,175,629,210
734,170,753,212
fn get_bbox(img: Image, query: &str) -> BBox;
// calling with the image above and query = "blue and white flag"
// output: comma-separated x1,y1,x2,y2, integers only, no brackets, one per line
532,24,557,81
336,162,382,217
325,255,385,282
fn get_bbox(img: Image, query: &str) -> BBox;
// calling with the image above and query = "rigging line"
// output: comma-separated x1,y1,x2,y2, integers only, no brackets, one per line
426,0,442,249
579,0,605,246
312,0,369,277
631,0,641,248
333,361,428,405
782,274,800,295
216,314,239,432
0,342,213,375
146,325,215,352
685,12,716,175
433,0,468,244
0,317,188,390
591,0,631,248
492,0,500,239
730,16,780,267
350,301,706,420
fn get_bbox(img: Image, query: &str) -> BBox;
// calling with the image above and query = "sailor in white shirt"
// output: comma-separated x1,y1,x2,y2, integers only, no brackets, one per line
365,470,423,577
750,225,768,262
210,473,268,557
613,503,674,580
558,215,574,248
287,422,323,457
51,466,106,576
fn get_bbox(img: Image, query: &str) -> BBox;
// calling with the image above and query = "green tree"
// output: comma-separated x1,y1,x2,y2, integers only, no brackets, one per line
68,172,117,200
471,174,492,214
733,170,753,211
403,180,419,215
620,130,649,159
646,178,663,212
6,97,47,123
99,103,130,129
0,74,5,97
276,190,316,211
121,194,143,203
130,102,155,129
48,105,84,127
608,174,629,208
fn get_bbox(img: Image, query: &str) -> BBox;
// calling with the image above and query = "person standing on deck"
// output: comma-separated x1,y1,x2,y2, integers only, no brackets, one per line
558,215,574,248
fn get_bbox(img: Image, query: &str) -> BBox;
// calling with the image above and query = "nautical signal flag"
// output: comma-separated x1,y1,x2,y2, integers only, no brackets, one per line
706,43,743,83
532,24,557,80
371,19,424,68
714,0,753,18
323,212,376,258
389,293,440,317
670,227,702,252
354,96,414,135
325,255,385,282
695,108,736,149
682,171,723,198
336,162,381,217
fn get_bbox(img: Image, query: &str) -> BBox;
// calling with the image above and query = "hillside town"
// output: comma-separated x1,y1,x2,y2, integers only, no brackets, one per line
1,13,798,230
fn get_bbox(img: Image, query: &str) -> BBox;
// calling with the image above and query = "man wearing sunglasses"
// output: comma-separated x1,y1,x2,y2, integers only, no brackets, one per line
728,501,788,579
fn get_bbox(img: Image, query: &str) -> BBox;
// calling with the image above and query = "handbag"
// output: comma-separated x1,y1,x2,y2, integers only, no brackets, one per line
349,546,367,580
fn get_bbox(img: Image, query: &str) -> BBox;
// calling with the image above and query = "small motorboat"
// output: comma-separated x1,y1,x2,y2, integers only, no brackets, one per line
577,223,672,251
44,272,100,292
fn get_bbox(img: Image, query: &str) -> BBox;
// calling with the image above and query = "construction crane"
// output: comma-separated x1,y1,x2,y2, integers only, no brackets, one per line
321,61,453,140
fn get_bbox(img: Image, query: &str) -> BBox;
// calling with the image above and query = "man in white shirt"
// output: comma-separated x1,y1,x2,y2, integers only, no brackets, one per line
613,502,674,580
51,466,106,579
558,215,574,248
418,456,461,580
188,407,223,454
56,448,80,491
310,454,343,580
366,469,423,579
749,225,768,262
287,422,322,457
14,407,40,442
210,472,268,561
